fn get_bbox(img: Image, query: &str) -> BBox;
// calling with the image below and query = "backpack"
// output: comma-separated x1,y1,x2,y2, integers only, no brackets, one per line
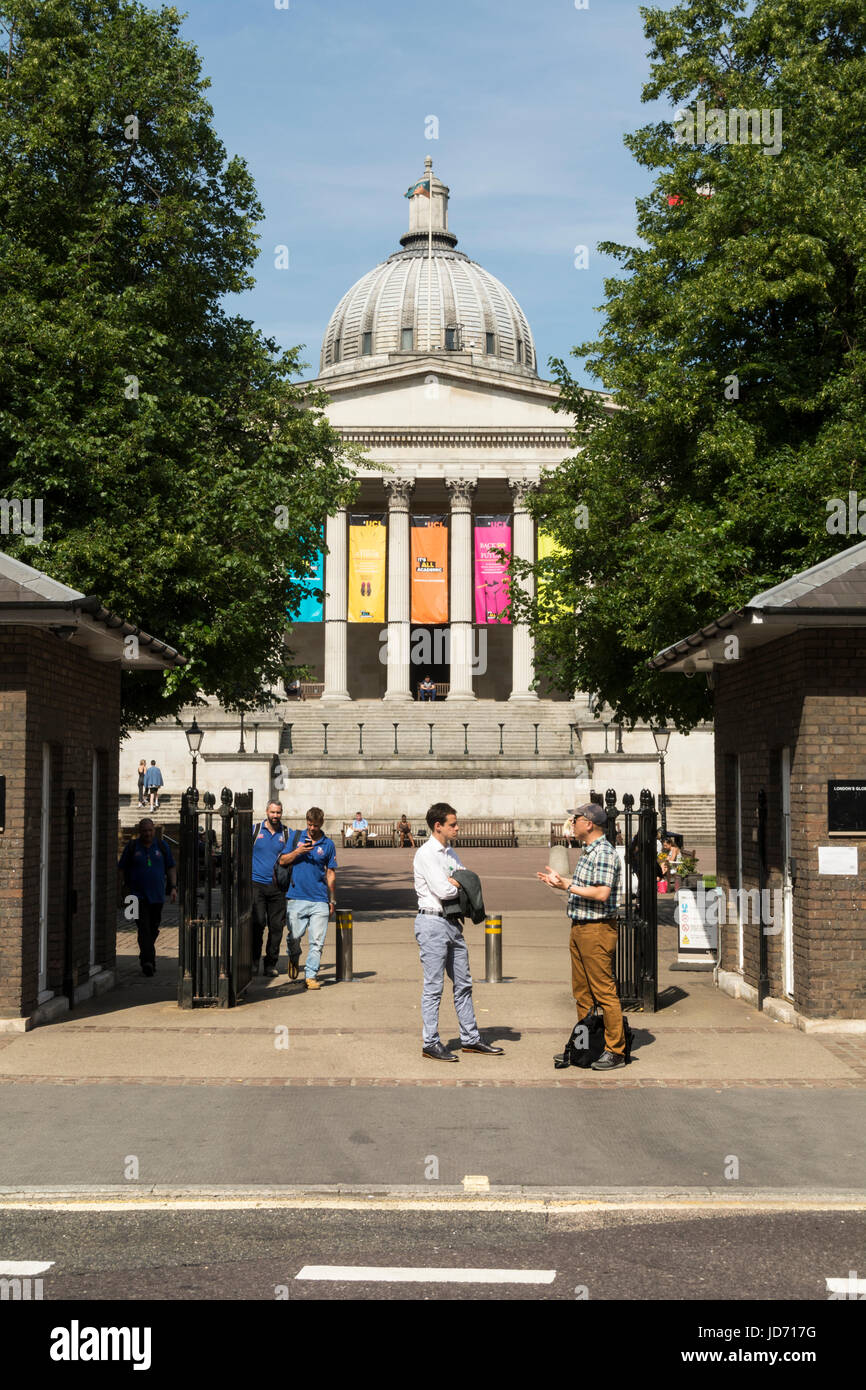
271,828,301,893
554,1007,634,1070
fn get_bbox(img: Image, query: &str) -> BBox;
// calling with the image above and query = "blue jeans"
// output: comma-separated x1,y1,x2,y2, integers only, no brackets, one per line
287,900,330,979
414,912,480,1047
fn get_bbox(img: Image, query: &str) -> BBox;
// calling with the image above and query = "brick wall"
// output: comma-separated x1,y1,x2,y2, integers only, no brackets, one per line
0,627,120,1018
714,628,866,1018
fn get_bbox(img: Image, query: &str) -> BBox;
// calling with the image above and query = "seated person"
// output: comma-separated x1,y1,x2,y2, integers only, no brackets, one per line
395,814,415,848
286,678,305,701
418,675,436,702
660,835,682,886
350,811,368,847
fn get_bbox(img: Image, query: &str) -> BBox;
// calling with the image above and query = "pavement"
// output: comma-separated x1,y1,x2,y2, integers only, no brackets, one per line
0,847,863,1196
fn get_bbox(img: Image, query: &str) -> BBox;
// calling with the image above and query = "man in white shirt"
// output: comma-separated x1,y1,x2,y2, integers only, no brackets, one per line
412,802,504,1062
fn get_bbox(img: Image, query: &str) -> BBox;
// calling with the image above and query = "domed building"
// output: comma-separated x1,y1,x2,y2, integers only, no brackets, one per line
119,159,715,845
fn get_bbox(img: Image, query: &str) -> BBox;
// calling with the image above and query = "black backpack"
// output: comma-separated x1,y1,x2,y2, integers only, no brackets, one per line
271,828,301,893
554,1007,634,1069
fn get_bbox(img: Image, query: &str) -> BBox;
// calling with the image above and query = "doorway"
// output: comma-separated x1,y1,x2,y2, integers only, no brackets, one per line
410,626,450,699
780,747,794,999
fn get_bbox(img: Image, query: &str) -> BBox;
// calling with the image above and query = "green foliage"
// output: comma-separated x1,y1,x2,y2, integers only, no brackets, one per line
520,0,866,729
0,0,359,730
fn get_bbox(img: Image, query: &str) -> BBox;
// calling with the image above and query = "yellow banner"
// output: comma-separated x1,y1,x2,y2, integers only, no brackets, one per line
537,529,569,615
348,515,386,623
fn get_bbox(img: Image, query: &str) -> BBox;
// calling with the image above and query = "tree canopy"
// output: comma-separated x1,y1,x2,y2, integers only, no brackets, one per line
0,0,358,729
520,0,866,730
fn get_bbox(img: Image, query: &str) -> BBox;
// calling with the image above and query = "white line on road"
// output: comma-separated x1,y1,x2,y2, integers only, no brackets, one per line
296,1265,556,1284
0,1260,54,1275
825,1275,866,1295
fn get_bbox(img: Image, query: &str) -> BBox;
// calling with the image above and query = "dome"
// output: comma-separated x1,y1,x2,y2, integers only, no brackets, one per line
319,157,537,379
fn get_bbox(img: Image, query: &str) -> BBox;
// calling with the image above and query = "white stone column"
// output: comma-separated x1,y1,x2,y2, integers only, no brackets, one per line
322,507,350,701
509,478,539,701
445,478,476,700
383,478,414,702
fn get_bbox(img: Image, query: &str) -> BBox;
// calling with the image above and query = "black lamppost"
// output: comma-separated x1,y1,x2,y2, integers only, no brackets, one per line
186,717,204,792
652,725,670,834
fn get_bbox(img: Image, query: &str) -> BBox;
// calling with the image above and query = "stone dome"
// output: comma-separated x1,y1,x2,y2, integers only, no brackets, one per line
319,156,537,379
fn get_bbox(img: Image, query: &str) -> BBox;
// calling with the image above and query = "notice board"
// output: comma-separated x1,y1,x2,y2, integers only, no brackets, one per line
827,780,866,834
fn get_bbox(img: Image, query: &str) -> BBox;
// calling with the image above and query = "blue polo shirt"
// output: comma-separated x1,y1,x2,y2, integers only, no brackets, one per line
252,821,291,886
286,831,337,903
118,837,175,904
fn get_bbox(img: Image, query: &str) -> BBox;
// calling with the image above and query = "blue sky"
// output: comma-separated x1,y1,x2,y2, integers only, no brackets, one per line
145,0,671,387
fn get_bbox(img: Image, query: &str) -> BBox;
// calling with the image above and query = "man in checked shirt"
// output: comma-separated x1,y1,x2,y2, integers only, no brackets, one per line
537,802,627,1070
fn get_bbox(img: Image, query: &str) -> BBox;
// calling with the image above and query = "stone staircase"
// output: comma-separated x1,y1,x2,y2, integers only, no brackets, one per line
278,697,583,767
665,794,716,844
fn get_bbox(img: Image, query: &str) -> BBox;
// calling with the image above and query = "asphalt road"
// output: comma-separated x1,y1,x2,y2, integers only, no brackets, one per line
0,1085,863,1189
0,1206,862,1303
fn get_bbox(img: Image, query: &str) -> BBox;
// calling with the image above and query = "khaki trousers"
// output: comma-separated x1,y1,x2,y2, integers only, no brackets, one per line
569,916,626,1056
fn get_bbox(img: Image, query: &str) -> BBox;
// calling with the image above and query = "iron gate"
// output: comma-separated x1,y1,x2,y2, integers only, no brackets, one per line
592,787,658,1011
177,787,254,1008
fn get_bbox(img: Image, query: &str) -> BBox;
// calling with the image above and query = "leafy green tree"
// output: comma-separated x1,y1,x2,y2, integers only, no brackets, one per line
520,0,866,729
0,0,358,729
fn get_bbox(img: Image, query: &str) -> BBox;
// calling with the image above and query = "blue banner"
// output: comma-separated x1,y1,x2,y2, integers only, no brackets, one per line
288,550,324,622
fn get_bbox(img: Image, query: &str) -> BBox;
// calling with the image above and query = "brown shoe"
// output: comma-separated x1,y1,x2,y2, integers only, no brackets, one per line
305,977,321,990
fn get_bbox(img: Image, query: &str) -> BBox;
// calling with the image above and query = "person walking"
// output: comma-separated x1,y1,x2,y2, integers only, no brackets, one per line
537,803,626,1070
143,759,164,811
279,806,337,989
252,800,291,977
137,759,147,808
412,801,504,1062
118,818,176,977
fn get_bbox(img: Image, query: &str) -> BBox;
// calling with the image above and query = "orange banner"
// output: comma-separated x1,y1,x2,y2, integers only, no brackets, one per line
411,519,448,624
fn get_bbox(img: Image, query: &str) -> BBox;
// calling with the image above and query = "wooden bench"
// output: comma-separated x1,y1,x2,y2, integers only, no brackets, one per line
415,683,449,700
285,682,324,700
549,822,574,847
457,819,517,848
341,822,427,847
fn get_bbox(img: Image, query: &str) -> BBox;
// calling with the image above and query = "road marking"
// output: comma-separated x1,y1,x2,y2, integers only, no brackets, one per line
825,1274,866,1295
462,1175,490,1192
0,1260,54,1275
296,1265,556,1284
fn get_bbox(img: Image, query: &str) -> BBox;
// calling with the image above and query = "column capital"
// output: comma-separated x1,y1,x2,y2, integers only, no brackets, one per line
383,477,414,510
509,477,538,510
445,478,477,508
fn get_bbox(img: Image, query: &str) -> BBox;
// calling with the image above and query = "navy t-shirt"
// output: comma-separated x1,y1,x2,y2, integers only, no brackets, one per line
252,822,290,885
118,838,175,905
285,831,337,903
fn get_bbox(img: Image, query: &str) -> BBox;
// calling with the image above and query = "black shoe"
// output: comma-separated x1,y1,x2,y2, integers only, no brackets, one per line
590,1049,626,1070
461,1041,504,1055
264,965,279,978
142,963,155,977
422,1041,458,1063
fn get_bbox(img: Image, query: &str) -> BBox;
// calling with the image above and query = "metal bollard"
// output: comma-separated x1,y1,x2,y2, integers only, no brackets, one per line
336,908,353,982
484,914,502,983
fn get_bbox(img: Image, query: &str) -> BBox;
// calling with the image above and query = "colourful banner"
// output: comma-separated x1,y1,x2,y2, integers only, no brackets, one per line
411,517,448,624
474,516,512,624
537,529,569,615
287,548,324,623
348,514,386,623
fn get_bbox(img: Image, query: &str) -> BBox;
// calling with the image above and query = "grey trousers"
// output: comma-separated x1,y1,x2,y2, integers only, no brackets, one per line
414,912,481,1047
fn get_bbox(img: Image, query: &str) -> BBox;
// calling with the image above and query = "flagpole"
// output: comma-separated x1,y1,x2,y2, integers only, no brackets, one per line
427,157,433,352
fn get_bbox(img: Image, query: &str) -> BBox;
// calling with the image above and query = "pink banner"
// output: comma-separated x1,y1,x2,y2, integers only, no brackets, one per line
474,520,512,624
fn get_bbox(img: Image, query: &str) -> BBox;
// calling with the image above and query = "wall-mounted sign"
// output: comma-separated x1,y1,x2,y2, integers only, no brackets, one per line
827,780,866,833
818,845,859,875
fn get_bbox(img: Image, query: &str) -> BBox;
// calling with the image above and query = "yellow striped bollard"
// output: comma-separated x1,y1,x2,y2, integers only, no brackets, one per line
336,908,353,982
484,914,502,983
